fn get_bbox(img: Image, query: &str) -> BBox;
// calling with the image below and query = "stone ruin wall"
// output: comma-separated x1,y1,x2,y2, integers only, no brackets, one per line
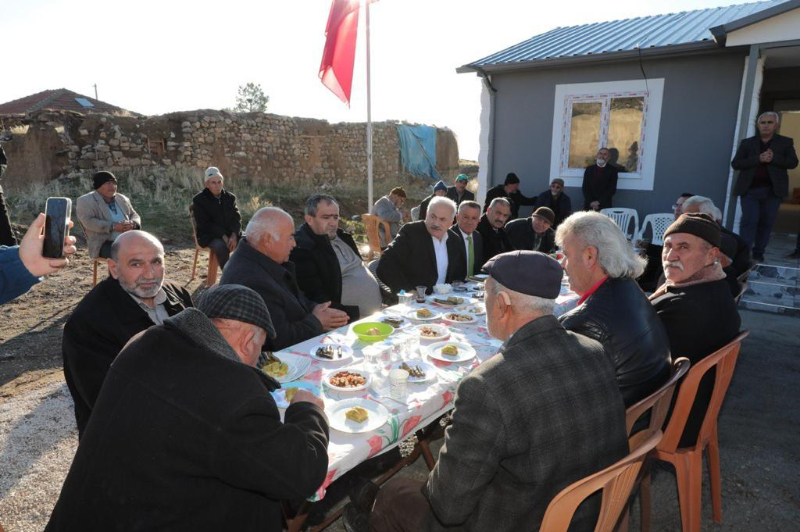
0,110,459,190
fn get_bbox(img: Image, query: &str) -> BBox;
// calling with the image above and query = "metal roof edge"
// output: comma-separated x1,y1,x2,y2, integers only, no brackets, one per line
710,0,800,43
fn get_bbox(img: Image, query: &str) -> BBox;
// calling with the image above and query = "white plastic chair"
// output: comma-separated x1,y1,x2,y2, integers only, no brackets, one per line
636,213,675,246
601,208,639,240
410,206,420,222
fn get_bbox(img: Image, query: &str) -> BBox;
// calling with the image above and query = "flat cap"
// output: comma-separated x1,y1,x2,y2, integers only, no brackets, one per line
532,207,555,226
550,178,565,186
664,213,721,249
483,250,563,299
197,284,276,339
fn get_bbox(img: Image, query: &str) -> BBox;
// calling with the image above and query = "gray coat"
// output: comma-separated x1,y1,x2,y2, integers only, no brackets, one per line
422,315,628,532
76,191,141,259
371,195,403,247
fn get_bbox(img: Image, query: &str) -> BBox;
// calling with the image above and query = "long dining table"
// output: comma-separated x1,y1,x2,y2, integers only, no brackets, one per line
272,282,579,530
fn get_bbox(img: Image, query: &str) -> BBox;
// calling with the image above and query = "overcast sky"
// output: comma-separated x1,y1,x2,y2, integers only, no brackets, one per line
2,0,754,160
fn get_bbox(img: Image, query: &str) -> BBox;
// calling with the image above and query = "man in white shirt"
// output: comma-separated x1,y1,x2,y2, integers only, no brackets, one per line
451,201,484,276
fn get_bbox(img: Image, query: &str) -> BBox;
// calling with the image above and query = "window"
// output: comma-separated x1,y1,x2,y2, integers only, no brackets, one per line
549,79,664,191
147,139,165,157
74,97,94,108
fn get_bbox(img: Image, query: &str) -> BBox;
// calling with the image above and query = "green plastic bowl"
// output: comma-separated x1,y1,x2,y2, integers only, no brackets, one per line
352,322,394,343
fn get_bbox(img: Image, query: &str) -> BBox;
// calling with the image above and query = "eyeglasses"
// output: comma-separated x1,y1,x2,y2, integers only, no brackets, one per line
671,204,680,210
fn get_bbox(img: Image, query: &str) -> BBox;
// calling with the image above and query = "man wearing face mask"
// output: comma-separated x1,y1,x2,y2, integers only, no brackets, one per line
582,148,618,211
534,178,572,228
62,230,193,438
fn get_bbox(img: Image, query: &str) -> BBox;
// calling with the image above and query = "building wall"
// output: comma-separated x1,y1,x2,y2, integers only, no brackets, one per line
488,51,747,219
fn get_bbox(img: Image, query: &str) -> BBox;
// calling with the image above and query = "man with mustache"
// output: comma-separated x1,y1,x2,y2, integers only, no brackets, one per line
62,230,192,438
650,213,741,446
476,197,512,267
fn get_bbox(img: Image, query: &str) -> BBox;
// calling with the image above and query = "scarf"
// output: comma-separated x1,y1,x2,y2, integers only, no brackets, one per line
649,261,726,301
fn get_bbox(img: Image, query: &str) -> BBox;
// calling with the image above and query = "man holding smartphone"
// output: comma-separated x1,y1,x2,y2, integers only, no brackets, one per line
76,171,141,259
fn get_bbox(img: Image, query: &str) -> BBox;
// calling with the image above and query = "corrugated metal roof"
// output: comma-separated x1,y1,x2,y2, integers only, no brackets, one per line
463,0,788,71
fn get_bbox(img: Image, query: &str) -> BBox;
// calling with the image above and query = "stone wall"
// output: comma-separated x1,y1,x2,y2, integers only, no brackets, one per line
0,110,459,190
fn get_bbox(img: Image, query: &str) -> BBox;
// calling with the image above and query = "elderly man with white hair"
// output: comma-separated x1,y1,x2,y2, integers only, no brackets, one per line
220,207,349,350
557,211,671,408
191,166,242,269
377,196,466,294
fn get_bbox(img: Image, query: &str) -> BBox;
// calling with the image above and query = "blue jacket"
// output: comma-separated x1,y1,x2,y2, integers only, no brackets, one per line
0,246,40,304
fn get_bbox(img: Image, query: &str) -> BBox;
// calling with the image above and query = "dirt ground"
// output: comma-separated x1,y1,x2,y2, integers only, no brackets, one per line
1,246,799,531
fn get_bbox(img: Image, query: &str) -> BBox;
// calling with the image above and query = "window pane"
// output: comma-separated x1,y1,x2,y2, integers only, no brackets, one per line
607,97,644,172
568,102,602,169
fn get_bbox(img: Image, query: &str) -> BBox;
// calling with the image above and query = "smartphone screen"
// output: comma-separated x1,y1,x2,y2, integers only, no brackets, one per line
43,197,72,259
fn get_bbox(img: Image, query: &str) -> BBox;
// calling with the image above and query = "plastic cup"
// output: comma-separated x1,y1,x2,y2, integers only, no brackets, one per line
389,369,409,401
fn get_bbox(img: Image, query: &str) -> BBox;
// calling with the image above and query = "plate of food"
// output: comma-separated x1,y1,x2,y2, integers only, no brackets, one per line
427,341,477,363
415,323,450,341
379,314,412,330
323,369,371,392
260,352,312,384
309,343,354,362
392,360,437,383
326,398,389,434
406,308,441,321
270,382,321,409
442,312,478,325
455,303,485,316
431,295,472,308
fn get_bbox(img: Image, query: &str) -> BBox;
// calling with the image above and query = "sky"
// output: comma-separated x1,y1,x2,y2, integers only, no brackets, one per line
1,0,758,160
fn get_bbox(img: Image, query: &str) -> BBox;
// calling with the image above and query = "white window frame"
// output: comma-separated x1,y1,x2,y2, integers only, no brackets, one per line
549,78,665,191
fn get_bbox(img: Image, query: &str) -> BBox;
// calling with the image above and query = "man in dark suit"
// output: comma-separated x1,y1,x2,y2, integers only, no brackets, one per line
506,206,556,254
732,111,798,261
483,172,537,220
476,197,512,267
446,174,475,207
345,251,628,532
450,200,483,277
191,166,242,269
377,197,466,294
582,147,618,211
220,207,349,350
62,231,193,438
534,178,572,228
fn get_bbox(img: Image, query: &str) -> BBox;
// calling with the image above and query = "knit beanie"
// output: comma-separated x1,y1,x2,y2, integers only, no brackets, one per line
93,171,117,190
433,181,447,193
504,173,520,185
664,213,721,248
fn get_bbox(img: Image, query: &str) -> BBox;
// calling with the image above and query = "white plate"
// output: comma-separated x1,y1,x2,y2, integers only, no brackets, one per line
455,303,485,316
406,309,441,321
427,341,477,363
323,369,371,392
309,343,354,362
391,360,437,383
326,398,389,434
270,382,321,409
261,352,312,384
441,312,478,325
378,314,412,330
430,296,474,308
415,323,450,341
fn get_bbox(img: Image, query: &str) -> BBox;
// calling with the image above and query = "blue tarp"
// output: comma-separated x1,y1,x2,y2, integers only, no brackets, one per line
396,125,440,181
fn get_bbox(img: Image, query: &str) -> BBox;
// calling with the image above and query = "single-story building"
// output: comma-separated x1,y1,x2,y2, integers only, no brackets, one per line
458,0,800,232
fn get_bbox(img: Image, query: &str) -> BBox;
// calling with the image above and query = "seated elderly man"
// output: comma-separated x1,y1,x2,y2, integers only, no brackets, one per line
371,187,408,247
62,231,192,438
476,197,512,266
418,180,448,221
534,178,572,228
650,213,741,446
451,201,483,277
505,206,556,254
344,251,628,532
46,284,329,532
557,211,671,407
377,196,466,294
191,166,242,269
76,171,141,259
291,194,381,321
446,174,475,207
221,207,348,350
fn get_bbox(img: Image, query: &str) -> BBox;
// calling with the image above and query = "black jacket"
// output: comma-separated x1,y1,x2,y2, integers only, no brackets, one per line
419,194,435,221
191,188,242,247
377,221,466,294
290,223,361,321
451,225,484,277
732,134,798,198
505,218,556,254
476,214,511,267
483,184,536,220
446,186,475,207
220,238,323,351
47,309,329,532
559,277,672,408
582,165,618,210
651,279,741,447
534,190,572,228
721,226,751,279
62,277,193,438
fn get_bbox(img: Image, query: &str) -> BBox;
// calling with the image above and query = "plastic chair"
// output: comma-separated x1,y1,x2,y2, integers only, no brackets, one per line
188,205,219,287
636,213,675,246
410,206,420,222
734,281,748,305
641,331,750,532
601,208,640,241
538,430,663,532
361,214,392,261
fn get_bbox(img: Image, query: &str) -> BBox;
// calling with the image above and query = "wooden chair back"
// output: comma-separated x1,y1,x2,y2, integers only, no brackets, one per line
76,218,103,287
538,430,663,532
361,213,392,260
625,358,690,447
188,204,219,287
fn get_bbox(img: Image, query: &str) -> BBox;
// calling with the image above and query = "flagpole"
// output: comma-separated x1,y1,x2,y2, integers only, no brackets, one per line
365,0,374,210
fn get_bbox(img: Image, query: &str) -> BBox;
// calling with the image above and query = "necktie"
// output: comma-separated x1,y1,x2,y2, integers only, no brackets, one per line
467,235,474,277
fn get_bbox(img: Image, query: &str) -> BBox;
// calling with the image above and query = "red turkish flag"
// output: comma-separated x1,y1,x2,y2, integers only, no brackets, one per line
319,0,360,105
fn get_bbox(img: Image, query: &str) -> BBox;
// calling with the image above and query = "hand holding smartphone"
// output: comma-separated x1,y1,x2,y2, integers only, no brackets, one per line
43,197,72,259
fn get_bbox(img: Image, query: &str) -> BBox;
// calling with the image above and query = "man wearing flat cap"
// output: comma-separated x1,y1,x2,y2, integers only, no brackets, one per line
482,172,537,220
191,166,242,269
534,178,572,228
505,206,556,254
650,213,741,446
76,171,141,259
345,251,628,532
446,174,475,207
47,284,329,532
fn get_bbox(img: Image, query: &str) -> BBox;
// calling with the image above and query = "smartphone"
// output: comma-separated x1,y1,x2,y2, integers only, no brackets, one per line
43,197,72,259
